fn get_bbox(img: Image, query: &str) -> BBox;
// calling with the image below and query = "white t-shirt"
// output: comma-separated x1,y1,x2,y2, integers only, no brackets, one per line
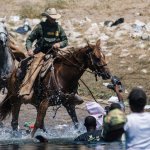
124,112,150,150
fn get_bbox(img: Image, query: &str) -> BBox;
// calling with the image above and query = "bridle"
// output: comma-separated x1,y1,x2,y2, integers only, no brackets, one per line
40,46,109,112
0,31,8,47
57,46,108,77
86,47,108,77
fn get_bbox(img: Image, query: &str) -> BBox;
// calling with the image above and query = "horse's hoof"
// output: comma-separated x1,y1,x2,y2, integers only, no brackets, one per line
11,130,22,138
35,135,48,143
74,99,84,105
31,132,35,138
74,94,84,105
74,123,79,129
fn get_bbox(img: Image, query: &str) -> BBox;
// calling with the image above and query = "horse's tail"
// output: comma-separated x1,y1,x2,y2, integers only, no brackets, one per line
0,96,12,121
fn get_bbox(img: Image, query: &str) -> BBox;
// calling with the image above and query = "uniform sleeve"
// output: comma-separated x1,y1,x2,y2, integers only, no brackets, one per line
26,24,42,51
58,25,68,48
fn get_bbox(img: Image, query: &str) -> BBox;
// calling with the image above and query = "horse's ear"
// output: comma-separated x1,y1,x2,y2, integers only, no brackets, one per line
0,16,6,23
96,39,101,48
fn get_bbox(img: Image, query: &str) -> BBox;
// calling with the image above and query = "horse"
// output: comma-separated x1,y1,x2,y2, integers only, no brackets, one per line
0,22,15,90
0,39,111,137
0,21,26,92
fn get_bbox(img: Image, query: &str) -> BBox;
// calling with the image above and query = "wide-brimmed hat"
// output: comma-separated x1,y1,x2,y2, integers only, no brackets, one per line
41,8,61,19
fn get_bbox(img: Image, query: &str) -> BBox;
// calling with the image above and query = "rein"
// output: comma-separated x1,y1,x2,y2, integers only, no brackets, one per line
58,48,107,75
79,79,98,102
46,63,63,118
57,48,105,103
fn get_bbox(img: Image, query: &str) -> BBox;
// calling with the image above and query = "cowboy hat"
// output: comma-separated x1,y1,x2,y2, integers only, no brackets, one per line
41,8,61,19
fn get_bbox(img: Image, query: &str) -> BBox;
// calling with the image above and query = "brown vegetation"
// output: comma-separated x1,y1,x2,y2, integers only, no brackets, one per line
0,0,150,102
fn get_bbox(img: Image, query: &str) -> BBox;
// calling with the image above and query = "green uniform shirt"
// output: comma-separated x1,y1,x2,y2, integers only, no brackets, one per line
26,19,68,54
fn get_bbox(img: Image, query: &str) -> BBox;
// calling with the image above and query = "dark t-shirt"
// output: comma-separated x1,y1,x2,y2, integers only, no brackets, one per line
74,130,102,142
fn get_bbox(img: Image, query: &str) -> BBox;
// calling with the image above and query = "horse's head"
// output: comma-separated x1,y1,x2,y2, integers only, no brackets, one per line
0,22,8,48
86,39,111,80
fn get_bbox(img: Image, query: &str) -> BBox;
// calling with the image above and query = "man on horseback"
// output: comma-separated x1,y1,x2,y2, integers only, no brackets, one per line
19,8,68,98
26,8,68,56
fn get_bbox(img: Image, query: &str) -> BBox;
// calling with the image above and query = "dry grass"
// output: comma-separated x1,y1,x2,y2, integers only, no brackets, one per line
0,0,149,21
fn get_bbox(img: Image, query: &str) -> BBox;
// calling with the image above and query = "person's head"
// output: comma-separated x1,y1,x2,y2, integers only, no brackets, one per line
128,87,147,112
84,116,97,131
109,103,121,111
105,103,121,114
41,8,61,24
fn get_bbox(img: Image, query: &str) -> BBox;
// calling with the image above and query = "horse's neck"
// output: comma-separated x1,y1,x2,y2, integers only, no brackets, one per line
0,46,15,78
57,48,87,92
69,49,87,70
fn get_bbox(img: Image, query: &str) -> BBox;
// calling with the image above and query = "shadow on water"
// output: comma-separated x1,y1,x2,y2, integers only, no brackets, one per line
0,124,125,150
0,138,125,150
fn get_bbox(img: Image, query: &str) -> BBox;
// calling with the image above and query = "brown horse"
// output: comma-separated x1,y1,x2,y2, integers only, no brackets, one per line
0,39,111,137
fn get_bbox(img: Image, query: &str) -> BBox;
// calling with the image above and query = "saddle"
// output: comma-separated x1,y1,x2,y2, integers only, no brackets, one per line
18,52,53,98
16,52,84,105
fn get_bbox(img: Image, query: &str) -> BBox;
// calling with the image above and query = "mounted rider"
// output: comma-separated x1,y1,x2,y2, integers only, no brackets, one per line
19,8,68,97
26,8,68,56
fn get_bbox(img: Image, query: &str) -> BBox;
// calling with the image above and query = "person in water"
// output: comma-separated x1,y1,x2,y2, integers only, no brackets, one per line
74,116,102,142
124,87,150,150
74,83,126,142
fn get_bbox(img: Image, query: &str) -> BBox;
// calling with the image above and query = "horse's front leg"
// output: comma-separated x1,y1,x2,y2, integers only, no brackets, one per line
11,99,21,131
35,106,47,132
31,99,49,137
63,103,78,129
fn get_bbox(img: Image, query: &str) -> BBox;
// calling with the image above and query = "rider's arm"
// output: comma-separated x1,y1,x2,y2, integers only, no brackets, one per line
114,85,123,101
58,25,68,48
114,85,125,111
26,24,42,51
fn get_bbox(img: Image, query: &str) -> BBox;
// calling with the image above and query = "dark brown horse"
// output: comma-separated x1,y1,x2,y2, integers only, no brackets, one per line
0,39,111,137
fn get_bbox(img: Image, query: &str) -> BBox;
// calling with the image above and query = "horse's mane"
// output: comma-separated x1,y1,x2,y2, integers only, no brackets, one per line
57,45,88,59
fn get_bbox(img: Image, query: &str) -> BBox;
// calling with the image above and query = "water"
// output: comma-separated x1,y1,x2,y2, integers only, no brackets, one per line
0,140,125,150
0,125,125,150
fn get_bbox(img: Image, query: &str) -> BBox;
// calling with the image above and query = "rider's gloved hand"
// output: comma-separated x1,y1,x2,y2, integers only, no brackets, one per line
53,43,60,49
27,49,34,56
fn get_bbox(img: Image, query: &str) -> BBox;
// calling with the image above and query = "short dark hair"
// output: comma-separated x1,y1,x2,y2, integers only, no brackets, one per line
128,87,147,112
109,103,121,111
84,116,96,127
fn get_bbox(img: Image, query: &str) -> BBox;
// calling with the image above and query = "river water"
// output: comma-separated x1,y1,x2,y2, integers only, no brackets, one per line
0,125,125,150
0,141,125,150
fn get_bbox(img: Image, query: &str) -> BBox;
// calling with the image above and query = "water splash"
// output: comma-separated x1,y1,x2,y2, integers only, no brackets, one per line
0,122,86,144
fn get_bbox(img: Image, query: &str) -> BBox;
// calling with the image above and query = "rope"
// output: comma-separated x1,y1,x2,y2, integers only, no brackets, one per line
79,79,98,103
57,48,100,103
52,105,62,118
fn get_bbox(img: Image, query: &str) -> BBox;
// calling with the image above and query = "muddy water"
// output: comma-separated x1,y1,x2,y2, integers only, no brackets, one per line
0,93,125,149
0,141,125,150
0,125,125,150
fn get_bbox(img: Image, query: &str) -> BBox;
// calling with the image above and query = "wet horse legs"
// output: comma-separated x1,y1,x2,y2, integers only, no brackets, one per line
11,98,21,131
31,99,49,137
63,104,79,129
35,106,47,132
